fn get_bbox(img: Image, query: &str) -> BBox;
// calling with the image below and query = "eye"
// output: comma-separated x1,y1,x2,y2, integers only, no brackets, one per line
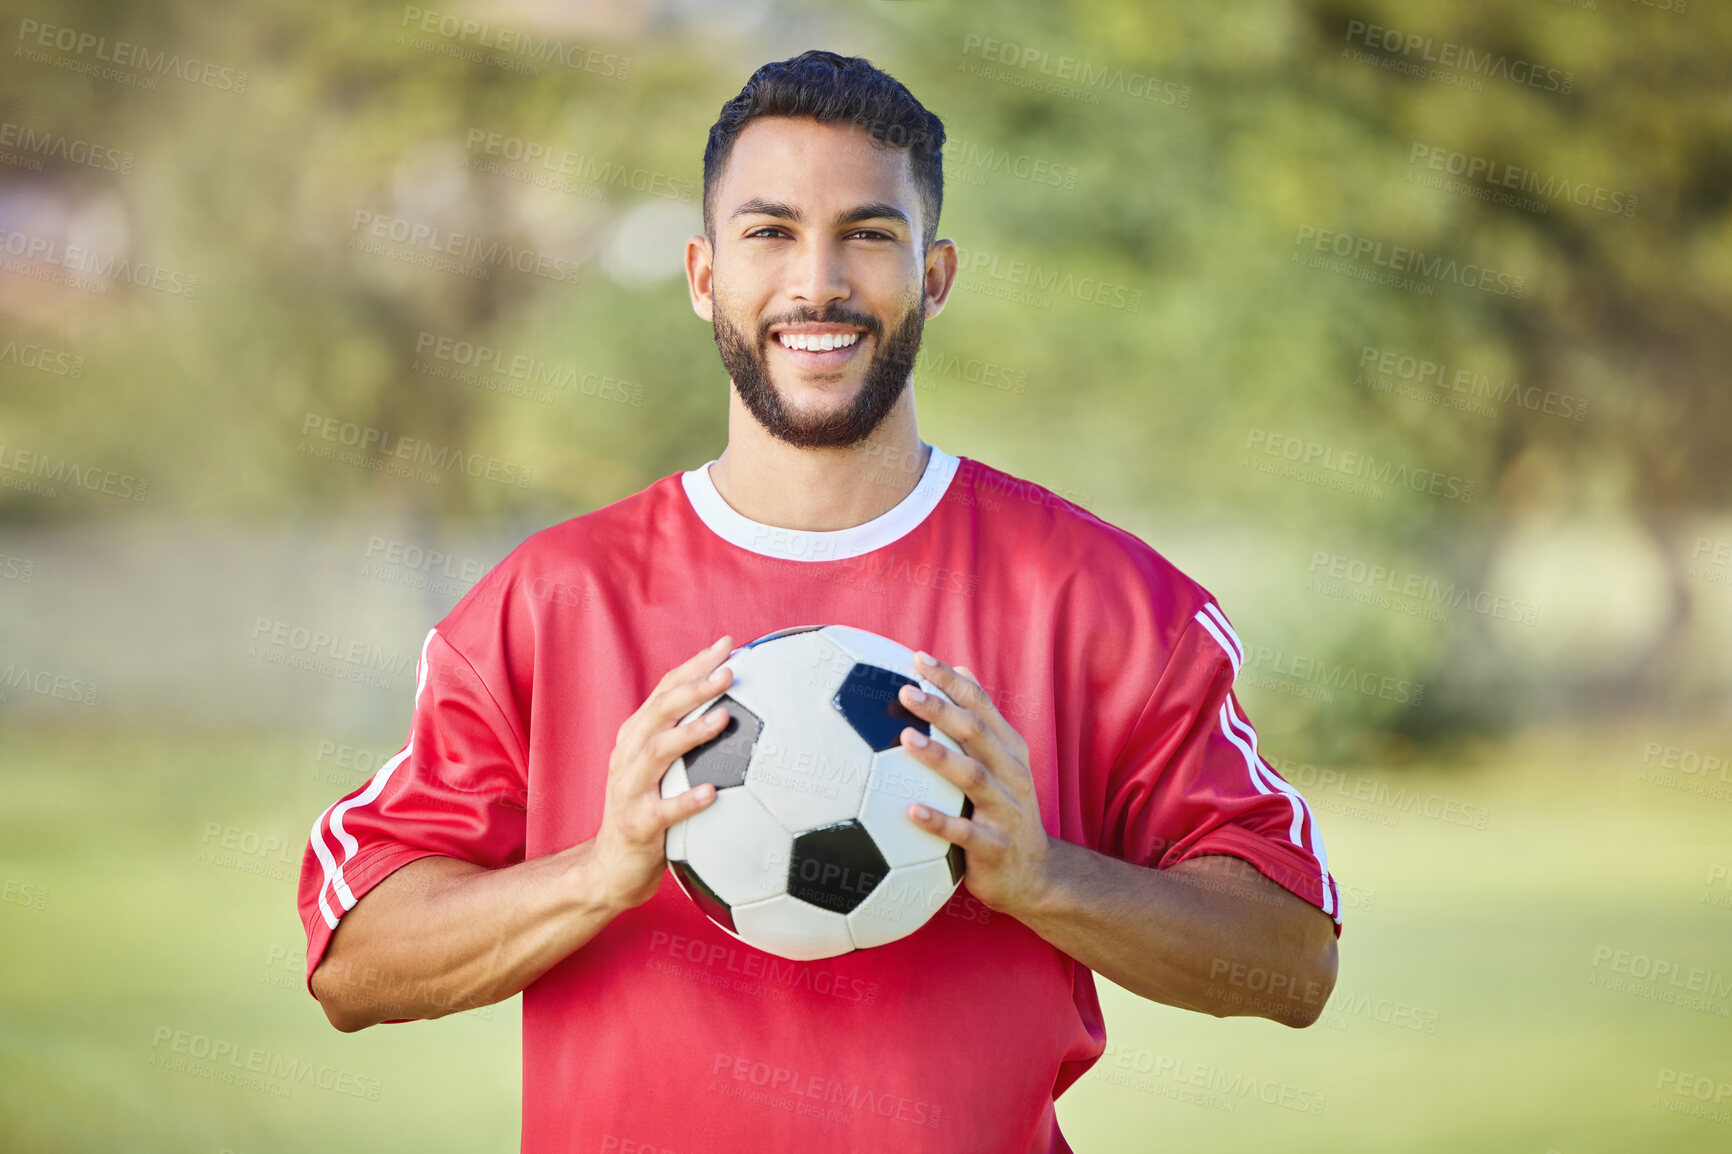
745,226,790,239
847,229,894,241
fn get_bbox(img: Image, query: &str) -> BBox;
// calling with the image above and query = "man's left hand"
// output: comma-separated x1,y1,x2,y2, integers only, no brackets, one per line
897,652,1053,919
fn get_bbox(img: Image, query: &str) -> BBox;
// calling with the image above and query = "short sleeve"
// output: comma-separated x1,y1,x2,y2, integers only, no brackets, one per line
1098,603,1341,930
296,627,530,994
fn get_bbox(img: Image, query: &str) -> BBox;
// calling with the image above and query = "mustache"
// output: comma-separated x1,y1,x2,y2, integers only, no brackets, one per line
757,306,883,342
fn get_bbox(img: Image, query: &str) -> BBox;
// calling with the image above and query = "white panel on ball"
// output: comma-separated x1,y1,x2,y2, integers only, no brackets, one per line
731,893,855,961
682,787,793,907
857,747,961,868
660,759,692,799
661,759,691,860
723,629,841,719
736,633,875,831
819,624,923,680
845,857,959,950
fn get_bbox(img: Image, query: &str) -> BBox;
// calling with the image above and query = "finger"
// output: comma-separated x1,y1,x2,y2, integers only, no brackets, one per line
621,781,717,847
651,782,717,833
656,634,733,693
898,680,998,769
898,722,1006,812
648,657,734,731
906,801,981,850
914,652,1017,750
622,640,733,751
634,702,731,789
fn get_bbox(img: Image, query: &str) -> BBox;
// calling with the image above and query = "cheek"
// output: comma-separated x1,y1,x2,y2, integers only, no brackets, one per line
713,277,775,330
711,286,765,339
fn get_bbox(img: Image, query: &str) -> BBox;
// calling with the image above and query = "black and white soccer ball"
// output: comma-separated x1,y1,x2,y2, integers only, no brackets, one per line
660,625,972,960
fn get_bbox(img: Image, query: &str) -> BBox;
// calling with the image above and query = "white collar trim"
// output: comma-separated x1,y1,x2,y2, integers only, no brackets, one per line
681,445,960,562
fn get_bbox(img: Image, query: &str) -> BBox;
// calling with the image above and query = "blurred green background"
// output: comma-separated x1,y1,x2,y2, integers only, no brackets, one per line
2,0,1729,1150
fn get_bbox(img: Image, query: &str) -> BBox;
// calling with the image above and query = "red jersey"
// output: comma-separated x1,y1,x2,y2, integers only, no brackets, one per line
298,446,1340,1154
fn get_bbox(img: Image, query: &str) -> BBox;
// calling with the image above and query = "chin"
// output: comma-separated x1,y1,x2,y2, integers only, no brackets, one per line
772,370,866,402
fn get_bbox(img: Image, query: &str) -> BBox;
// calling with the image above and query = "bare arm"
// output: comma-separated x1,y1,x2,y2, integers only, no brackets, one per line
313,847,615,1031
1012,848,1337,1026
311,636,739,1032
896,653,1338,1028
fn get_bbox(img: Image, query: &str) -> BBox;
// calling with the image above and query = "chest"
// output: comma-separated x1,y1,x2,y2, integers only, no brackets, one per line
519,575,1068,855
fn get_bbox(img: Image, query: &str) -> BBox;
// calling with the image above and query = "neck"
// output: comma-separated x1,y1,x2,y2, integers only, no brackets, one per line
708,387,929,532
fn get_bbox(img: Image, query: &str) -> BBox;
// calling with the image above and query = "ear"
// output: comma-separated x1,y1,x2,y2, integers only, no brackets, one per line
922,238,959,321
685,233,715,323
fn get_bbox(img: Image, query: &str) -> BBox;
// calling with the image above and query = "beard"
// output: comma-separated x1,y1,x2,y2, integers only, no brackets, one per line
712,288,925,450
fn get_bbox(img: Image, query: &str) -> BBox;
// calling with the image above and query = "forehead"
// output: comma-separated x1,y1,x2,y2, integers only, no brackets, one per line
718,116,918,221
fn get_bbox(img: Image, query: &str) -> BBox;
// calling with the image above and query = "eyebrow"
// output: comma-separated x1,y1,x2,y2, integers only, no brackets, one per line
730,199,911,231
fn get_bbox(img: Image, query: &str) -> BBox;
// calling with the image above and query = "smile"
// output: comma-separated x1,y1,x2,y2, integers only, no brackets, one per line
775,332,862,351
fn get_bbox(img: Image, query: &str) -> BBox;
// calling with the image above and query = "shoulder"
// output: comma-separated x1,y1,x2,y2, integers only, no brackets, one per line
520,471,681,567
955,456,1220,624
436,470,683,639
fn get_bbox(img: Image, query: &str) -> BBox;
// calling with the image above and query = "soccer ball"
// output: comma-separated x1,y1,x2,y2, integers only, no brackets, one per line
660,625,972,960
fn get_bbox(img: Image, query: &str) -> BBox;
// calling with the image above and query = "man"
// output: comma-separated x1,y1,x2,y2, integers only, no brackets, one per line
299,50,1340,1153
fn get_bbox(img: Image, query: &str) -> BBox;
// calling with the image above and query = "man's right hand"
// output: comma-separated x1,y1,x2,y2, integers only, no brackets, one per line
589,635,735,913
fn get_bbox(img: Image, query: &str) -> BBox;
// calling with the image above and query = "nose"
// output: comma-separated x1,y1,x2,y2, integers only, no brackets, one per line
785,235,850,310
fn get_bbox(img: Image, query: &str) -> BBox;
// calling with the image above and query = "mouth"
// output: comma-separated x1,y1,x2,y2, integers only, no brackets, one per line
769,324,870,371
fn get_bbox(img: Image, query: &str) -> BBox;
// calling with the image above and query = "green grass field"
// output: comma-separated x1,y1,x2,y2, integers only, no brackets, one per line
2,724,1728,1152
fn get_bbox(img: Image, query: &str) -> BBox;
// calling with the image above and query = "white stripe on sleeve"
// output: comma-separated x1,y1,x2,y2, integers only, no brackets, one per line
311,628,437,922
1196,613,1337,919
1224,698,1336,918
1200,602,1245,669
308,800,344,929
1192,608,1241,677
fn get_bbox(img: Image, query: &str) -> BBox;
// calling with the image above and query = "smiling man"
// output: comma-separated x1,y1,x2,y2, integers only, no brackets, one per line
298,51,1340,1154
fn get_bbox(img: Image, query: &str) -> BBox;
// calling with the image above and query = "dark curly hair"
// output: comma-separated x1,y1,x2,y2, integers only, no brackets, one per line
702,50,946,249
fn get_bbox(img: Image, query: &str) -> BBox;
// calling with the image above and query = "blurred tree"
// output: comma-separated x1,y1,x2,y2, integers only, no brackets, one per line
1,0,1727,746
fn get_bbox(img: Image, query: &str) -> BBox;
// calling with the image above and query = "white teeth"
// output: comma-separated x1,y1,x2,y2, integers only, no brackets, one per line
778,332,860,351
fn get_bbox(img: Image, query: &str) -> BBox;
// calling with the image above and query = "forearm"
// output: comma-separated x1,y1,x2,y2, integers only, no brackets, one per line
308,636,736,1032
1013,845,1338,1026
312,842,623,1031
